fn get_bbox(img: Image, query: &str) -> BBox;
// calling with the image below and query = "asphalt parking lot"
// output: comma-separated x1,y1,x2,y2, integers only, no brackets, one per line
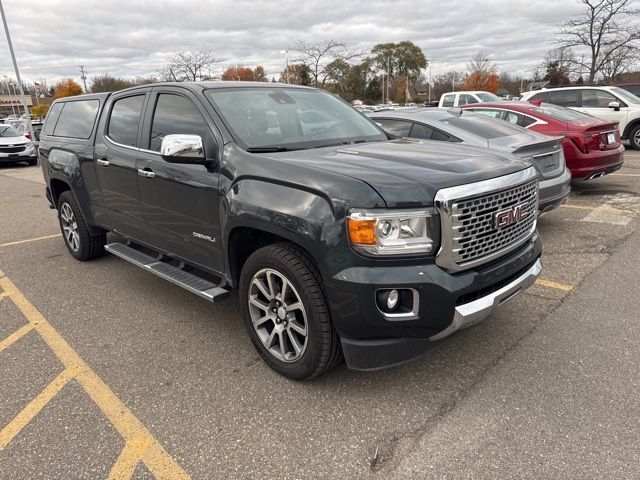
1,150,639,479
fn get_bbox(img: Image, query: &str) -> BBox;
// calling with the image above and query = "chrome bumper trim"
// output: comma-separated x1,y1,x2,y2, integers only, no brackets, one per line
430,258,542,341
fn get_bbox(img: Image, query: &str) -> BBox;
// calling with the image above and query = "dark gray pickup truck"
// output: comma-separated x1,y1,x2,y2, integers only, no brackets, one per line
39,82,542,379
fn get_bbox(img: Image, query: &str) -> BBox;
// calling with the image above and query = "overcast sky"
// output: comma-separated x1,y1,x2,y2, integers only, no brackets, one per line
0,0,637,88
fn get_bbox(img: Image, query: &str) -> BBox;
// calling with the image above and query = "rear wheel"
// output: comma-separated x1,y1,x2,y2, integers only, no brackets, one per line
239,243,342,379
630,124,640,150
57,191,106,261
27,159,37,166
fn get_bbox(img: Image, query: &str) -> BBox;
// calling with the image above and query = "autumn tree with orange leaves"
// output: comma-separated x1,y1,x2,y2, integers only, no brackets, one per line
54,79,84,99
459,51,500,93
221,66,267,82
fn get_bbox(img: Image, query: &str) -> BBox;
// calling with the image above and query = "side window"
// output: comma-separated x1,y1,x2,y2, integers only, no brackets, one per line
150,94,214,152
431,129,451,141
504,111,520,125
529,92,549,102
458,94,478,106
53,100,100,139
472,109,504,119
375,119,413,137
520,115,537,128
441,94,455,107
409,123,433,139
581,90,617,108
42,102,64,136
547,90,578,107
107,95,145,147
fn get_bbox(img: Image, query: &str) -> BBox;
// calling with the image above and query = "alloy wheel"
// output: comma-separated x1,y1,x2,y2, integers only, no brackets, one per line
248,268,308,362
60,202,80,252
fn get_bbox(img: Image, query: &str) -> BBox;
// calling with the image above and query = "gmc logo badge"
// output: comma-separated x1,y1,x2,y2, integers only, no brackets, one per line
494,203,529,230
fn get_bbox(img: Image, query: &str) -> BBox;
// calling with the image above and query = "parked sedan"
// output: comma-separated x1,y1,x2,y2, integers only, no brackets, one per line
461,101,625,181
371,109,571,212
0,124,37,166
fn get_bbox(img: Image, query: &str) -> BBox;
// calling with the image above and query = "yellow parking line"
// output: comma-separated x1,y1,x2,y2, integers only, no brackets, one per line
535,279,574,292
0,234,61,249
0,268,190,479
0,323,34,354
0,367,78,450
109,437,152,480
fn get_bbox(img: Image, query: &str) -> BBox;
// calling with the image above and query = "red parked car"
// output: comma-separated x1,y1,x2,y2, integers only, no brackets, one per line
461,101,625,181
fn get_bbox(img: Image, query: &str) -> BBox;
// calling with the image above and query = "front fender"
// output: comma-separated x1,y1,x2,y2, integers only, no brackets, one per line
222,178,348,271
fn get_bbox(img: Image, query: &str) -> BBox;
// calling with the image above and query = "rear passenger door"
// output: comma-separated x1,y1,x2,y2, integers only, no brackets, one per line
136,87,224,272
94,91,149,241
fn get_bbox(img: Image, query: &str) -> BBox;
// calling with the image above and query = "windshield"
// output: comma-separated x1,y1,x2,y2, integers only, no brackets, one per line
532,104,594,121
609,86,640,105
476,92,501,102
441,114,524,139
205,87,387,150
0,125,22,137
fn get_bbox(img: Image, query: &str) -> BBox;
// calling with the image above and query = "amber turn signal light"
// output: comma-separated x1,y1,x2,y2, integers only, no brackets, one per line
348,218,377,245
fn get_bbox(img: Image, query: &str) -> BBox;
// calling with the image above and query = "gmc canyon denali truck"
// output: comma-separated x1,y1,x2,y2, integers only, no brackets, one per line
40,83,542,379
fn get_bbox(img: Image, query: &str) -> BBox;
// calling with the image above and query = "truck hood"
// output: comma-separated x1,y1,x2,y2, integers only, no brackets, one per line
267,139,530,207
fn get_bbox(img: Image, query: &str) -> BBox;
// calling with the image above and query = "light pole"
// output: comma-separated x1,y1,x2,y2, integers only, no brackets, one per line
0,1,34,141
428,64,432,103
280,50,289,84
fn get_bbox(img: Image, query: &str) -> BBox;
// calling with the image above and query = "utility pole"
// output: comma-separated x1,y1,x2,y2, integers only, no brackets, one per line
79,65,88,92
0,1,34,141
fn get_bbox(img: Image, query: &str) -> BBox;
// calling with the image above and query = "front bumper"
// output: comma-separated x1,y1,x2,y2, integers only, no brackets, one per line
325,234,542,370
0,152,36,163
538,168,571,213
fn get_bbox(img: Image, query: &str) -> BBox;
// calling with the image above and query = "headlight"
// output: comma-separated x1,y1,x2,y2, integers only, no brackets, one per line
25,142,34,152
348,208,438,256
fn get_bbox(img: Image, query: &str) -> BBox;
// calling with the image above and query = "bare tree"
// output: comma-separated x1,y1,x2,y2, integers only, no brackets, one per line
466,51,497,75
557,0,640,82
159,50,223,82
291,40,362,87
601,44,638,81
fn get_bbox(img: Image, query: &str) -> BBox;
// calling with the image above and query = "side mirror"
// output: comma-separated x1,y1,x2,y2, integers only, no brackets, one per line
160,134,207,164
608,101,621,110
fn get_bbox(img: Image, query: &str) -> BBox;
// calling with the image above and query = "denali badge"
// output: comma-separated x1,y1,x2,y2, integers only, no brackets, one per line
493,203,529,230
193,232,216,243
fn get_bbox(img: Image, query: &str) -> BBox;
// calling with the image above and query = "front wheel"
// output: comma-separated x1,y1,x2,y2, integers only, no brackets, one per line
239,243,342,379
57,191,106,261
629,124,640,150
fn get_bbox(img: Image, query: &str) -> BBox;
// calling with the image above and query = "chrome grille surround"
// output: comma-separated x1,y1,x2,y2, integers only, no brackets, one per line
435,167,538,271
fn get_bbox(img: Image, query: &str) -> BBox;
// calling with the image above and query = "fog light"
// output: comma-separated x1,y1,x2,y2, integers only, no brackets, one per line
387,289,399,309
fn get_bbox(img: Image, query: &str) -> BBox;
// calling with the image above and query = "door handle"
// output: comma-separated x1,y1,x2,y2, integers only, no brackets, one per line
137,168,156,179
96,159,110,167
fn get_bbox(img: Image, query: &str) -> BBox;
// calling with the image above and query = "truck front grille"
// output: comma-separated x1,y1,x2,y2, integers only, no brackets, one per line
435,168,539,271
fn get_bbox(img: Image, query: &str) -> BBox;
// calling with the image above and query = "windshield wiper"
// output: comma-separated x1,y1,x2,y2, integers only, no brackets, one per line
245,146,299,153
314,139,369,149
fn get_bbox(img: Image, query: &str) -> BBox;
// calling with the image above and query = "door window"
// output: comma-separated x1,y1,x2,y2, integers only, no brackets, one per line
458,94,478,106
108,95,145,147
504,111,520,125
375,119,412,137
472,109,504,119
547,90,578,107
150,94,213,152
581,89,617,108
409,123,433,139
441,94,455,107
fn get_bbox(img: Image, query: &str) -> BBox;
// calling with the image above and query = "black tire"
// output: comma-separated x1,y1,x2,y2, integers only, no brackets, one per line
57,191,106,261
27,159,37,166
629,124,640,150
239,243,343,379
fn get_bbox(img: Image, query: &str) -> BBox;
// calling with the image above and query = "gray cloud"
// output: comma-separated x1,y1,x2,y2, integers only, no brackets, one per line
0,0,637,87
